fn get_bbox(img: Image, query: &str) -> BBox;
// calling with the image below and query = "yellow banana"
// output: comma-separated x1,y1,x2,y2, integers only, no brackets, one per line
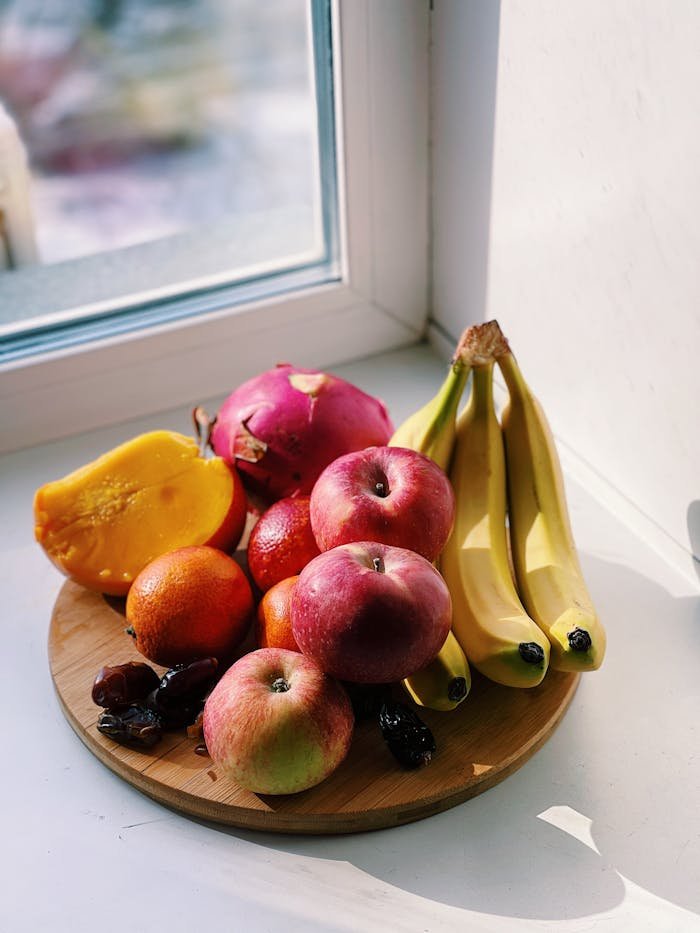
402,629,471,711
498,349,606,672
441,355,551,688
392,332,472,709
388,352,469,471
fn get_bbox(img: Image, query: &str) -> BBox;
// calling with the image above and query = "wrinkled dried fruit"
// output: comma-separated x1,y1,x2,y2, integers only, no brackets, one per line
343,682,390,721
145,690,201,730
97,704,162,748
91,662,160,708
156,657,218,701
378,700,436,769
145,657,219,730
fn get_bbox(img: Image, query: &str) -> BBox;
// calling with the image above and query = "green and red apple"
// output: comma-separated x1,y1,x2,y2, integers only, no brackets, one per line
202,648,354,795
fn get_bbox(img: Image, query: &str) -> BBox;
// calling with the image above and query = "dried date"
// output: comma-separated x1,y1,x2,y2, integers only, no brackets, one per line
97,704,162,748
145,689,201,730
343,682,390,721
378,700,436,769
92,662,160,708
156,657,218,702
145,657,219,730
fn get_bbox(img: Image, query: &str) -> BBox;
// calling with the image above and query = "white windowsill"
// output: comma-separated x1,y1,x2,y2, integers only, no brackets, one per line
3,341,699,931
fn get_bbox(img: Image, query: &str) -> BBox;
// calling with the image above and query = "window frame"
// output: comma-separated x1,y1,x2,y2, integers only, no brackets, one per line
0,0,339,355
0,0,429,454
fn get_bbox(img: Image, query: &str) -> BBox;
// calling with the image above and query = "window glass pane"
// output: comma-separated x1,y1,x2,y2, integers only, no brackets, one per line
0,0,338,357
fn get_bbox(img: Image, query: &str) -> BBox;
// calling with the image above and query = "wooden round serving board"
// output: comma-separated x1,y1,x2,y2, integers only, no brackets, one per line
49,579,579,835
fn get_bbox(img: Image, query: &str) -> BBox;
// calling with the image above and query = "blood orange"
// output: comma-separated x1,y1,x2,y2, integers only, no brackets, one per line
125,545,254,666
255,575,300,652
247,497,320,592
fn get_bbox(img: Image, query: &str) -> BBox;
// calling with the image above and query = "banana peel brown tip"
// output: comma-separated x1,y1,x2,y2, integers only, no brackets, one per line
455,320,511,367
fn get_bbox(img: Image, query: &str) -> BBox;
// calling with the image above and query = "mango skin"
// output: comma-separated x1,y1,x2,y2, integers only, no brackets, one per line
34,430,247,595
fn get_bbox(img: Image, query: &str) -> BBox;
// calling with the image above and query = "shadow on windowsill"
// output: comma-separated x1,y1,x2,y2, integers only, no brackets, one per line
198,553,700,924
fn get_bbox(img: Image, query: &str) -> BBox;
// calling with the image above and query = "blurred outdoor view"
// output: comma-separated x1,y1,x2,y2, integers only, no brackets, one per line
0,0,319,266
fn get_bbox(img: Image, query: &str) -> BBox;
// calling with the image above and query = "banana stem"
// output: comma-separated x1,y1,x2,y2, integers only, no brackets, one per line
421,359,470,450
495,350,526,400
470,363,495,417
456,320,510,367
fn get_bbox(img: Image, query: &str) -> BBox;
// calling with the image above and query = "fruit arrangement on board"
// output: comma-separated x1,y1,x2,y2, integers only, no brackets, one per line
34,321,606,797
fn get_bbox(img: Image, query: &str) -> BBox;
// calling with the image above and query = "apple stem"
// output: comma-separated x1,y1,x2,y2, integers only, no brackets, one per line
372,556,385,574
375,481,387,497
271,677,291,693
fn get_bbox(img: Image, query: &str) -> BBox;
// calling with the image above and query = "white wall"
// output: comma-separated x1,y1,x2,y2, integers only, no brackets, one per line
431,0,700,583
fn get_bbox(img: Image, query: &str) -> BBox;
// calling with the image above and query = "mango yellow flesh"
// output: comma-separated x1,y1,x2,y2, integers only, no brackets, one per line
34,430,242,596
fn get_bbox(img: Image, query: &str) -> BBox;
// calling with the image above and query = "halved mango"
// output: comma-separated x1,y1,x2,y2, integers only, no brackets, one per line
34,430,247,595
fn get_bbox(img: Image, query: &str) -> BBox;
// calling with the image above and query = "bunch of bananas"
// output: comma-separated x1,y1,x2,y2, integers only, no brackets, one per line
392,320,606,711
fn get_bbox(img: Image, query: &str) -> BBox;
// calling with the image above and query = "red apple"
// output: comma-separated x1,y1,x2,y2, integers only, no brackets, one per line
291,542,452,683
309,446,455,563
202,648,354,795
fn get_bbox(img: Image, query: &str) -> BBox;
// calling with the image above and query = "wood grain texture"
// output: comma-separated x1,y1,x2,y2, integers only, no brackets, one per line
49,579,579,834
